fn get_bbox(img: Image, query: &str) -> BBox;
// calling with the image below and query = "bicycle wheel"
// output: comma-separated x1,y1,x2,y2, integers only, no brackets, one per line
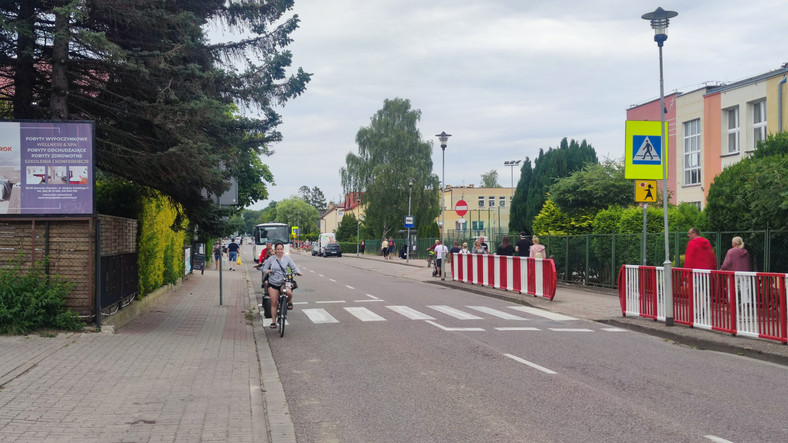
279,294,287,337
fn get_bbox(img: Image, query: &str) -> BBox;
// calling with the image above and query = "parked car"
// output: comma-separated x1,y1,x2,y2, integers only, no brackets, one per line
323,243,342,257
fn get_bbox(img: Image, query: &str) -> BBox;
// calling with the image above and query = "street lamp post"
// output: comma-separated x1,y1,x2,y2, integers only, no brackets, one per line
356,196,361,257
504,160,521,201
407,177,413,264
436,131,451,281
642,6,678,327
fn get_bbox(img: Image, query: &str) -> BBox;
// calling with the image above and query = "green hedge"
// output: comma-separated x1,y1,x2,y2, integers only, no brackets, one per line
138,192,190,295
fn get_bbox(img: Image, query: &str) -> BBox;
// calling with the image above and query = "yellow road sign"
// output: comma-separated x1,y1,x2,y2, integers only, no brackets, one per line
635,180,658,203
625,120,668,179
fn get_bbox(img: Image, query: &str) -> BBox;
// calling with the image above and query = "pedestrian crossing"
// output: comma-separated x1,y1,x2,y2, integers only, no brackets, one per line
259,302,627,333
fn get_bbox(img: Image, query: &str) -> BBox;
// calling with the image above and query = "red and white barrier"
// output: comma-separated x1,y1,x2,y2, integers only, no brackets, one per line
618,265,788,344
452,253,557,300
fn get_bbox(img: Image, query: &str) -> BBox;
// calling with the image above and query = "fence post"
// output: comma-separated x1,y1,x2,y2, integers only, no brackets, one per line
611,234,616,286
585,235,590,285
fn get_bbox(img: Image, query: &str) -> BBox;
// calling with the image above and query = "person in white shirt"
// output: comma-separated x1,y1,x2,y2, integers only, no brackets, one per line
434,239,449,278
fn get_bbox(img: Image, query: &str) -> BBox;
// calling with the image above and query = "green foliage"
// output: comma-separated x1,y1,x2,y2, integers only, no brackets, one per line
480,170,501,188
261,197,320,235
510,138,598,234
337,242,357,254
549,160,633,213
340,98,441,238
418,222,440,239
137,192,190,295
752,131,788,159
0,257,84,334
2,0,310,229
532,199,594,235
336,212,360,242
96,179,146,220
706,154,788,232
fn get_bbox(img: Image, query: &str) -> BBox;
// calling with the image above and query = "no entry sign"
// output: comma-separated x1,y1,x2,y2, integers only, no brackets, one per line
455,200,468,217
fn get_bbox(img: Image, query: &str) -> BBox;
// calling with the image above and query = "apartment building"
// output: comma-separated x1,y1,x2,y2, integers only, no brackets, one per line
628,64,788,209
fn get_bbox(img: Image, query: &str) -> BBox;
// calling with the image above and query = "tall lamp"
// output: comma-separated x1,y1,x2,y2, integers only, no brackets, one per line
407,177,413,264
642,6,678,326
436,131,451,280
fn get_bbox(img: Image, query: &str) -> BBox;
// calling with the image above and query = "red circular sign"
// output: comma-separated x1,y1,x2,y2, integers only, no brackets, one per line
455,200,468,217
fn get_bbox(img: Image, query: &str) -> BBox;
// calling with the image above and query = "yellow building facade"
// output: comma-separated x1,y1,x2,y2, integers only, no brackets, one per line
438,185,514,238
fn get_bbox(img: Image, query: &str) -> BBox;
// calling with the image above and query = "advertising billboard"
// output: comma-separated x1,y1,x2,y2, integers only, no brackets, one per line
0,121,94,216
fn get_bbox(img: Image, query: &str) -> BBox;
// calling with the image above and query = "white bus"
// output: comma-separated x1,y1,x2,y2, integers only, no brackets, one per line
252,222,291,262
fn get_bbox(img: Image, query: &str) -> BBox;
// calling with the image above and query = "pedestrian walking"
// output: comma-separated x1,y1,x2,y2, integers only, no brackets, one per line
530,236,546,258
720,236,751,272
227,238,240,271
515,232,532,257
496,236,514,256
684,227,716,270
212,240,222,270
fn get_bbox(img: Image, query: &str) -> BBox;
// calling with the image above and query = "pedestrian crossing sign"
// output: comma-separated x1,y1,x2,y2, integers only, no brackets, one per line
625,120,668,179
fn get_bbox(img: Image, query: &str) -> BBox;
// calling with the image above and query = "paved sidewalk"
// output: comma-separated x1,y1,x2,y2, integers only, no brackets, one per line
0,246,283,442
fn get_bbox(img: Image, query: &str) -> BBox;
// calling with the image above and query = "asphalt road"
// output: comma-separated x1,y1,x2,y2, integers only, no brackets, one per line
259,254,788,443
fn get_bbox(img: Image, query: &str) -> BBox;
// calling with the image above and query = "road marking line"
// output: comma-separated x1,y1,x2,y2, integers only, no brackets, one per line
346,285,355,289
345,307,386,322
309,270,315,273
387,306,435,320
302,308,339,324
329,278,336,282
318,274,324,277
504,353,557,374
355,299,385,303
293,301,308,305
467,306,528,320
365,293,380,300
316,300,346,304
601,327,627,332
495,327,541,331
509,306,578,321
704,436,734,443
425,321,484,332
548,328,593,332
428,305,483,320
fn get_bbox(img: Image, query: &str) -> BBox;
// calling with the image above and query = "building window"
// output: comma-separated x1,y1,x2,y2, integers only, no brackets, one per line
687,201,701,210
488,197,495,207
752,100,766,150
472,221,484,230
478,196,485,207
499,196,506,208
683,119,701,185
726,106,739,154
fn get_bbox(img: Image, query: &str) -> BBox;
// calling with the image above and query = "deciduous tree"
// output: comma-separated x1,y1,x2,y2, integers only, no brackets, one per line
340,98,440,239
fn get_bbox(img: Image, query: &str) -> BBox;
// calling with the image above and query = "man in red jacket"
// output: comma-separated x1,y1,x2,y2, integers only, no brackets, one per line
684,227,717,269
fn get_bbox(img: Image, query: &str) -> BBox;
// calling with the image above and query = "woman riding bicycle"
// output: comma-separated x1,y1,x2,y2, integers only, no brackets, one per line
260,242,302,329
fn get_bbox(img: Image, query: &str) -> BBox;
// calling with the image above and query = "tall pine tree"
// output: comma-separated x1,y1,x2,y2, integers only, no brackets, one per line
509,138,598,234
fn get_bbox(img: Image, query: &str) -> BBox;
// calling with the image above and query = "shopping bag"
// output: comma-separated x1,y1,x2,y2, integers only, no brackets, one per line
236,256,242,265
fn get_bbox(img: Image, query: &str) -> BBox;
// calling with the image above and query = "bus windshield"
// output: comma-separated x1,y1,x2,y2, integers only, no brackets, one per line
253,224,290,246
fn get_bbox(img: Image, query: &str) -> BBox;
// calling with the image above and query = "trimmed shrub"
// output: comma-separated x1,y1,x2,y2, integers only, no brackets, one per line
0,257,84,334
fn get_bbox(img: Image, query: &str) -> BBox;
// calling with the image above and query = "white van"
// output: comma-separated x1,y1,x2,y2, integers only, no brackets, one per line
315,233,336,256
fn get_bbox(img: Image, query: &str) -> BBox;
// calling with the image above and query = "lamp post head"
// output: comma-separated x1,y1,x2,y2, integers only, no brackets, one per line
435,131,451,150
408,177,414,188
642,7,677,47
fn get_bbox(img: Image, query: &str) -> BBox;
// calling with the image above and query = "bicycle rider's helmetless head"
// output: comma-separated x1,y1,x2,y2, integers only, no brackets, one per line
275,242,285,257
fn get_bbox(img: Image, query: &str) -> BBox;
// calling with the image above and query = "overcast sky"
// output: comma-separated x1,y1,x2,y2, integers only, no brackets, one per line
244,0,788,209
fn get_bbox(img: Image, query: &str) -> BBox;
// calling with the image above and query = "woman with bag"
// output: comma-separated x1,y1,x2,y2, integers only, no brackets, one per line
530,236,546,259
261,242,302,329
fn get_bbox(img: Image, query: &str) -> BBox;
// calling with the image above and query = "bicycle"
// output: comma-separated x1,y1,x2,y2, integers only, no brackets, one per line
276,275,294,337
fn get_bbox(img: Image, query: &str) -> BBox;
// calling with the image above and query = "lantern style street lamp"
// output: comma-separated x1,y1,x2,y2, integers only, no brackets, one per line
436,131,451,281
642,6,678,326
